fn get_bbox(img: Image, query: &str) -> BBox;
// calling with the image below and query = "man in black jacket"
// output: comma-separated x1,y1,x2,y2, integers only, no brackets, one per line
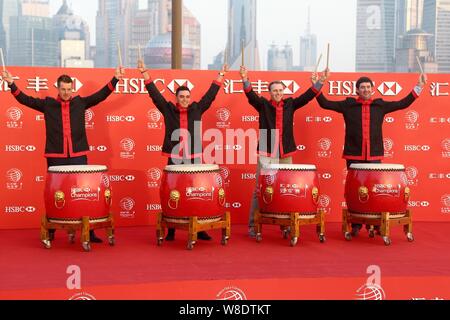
316,69,427,236
2,67,124,242
239,66,324,238
139,59,227,241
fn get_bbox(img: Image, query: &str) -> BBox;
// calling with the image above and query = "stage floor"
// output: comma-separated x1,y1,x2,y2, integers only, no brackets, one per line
1,223,449,300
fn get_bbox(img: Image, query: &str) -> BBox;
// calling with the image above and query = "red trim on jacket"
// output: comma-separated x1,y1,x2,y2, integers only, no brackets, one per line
213,80,222,87
12,88,21,97
107,82,115,91
176,103,189,158
412,90,419,99
144,78,153,86
271,99,284,158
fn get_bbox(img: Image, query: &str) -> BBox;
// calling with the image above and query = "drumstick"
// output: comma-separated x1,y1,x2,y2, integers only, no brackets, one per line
241,39,245,66
117,41,123,67
326,43,330,69
416,56,424,74
0,47,5,72
315,53,322,73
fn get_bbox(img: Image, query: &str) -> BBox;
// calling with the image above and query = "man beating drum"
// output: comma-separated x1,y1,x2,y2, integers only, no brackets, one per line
239,65,325,238
138,59,228,241
2,66,125,243
314,67,427,237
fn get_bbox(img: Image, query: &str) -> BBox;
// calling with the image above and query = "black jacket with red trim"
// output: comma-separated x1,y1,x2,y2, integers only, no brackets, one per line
316,91,419,160
9,77,118,158
145,79,221,159
244,84,321,158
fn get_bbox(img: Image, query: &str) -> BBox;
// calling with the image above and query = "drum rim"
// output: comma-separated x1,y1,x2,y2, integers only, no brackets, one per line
349,163,405,171
164,164,220,173
262,164,317,171
48,165,108,173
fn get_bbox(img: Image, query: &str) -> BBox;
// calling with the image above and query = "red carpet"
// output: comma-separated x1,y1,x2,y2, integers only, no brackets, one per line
1,223,449,300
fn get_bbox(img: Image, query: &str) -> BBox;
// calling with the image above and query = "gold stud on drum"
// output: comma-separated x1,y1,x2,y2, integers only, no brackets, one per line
218,188,226,206
54,191,65,209
358,186,369,203
104,189,112,206
263,186,274,204
404,187,411,202
312,187,319,204
168,190,180,210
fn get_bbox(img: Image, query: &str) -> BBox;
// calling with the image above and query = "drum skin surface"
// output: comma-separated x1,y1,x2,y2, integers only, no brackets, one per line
345,164,410,215
258,164,320,214
44,165,112,220
160,164,226,218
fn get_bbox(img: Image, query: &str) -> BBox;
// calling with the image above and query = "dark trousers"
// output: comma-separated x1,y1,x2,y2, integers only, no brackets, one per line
346,159,382,230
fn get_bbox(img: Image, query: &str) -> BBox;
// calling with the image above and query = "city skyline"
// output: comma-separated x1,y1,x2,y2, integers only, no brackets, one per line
47,0,357,71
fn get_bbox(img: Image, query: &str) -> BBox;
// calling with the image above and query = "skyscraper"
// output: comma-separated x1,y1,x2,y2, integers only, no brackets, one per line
355,0,397,72
226,0,259,70
299,7,317,71
267,43,293,71
0,0,19,59
95,0,138,68
423,0,450,72
53,0,93,67
8,0,56,67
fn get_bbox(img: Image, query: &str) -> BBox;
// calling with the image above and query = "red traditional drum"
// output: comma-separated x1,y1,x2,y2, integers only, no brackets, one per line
44,165,112,222
258,164,320,218
160,164,226,220
345,163,410,217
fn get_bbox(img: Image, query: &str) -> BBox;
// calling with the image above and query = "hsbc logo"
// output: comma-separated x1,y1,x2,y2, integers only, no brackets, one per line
5,145,37,152
215,145,242,151
241,173,256,180
146,203,162,211
53,77,83,92
167,79,194,94
297,145,306,151
5,206,36,213
242,115,259,122
404,145,431,152
146,145,163,152
225,202,242,209
408,200,430,208
378,82,402,96
429,173,450,179
306,116,333,123
90,145,108,152
109,175,136,182
385,116,395,123
280,80,300,94
430,117,450,124
106,115,136,122
319,173,332,180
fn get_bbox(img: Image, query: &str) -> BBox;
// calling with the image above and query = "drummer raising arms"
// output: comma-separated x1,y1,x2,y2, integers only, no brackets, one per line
138,59,228,241
2,66,125,243
239,65,324,238
315,69,427,236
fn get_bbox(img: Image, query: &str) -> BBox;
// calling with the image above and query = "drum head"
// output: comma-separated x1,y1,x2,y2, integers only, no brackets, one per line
263,164,317,171
164,164,220,173
349,163,405,171
48,165,108,173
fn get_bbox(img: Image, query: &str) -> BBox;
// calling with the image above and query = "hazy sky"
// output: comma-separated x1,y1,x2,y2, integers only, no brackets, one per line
49,0,356,71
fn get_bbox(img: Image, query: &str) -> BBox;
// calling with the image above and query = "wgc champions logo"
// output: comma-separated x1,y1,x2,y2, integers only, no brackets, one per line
147,168,162,188
6,107,23,129
317,138,332,158
120,138,136,160
147,109,163,129
404,110,419,130
383,138,394,158
355,265,386,300
216,286,247,300
119,197,136,218
6,168,23,190
216,107,231,129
